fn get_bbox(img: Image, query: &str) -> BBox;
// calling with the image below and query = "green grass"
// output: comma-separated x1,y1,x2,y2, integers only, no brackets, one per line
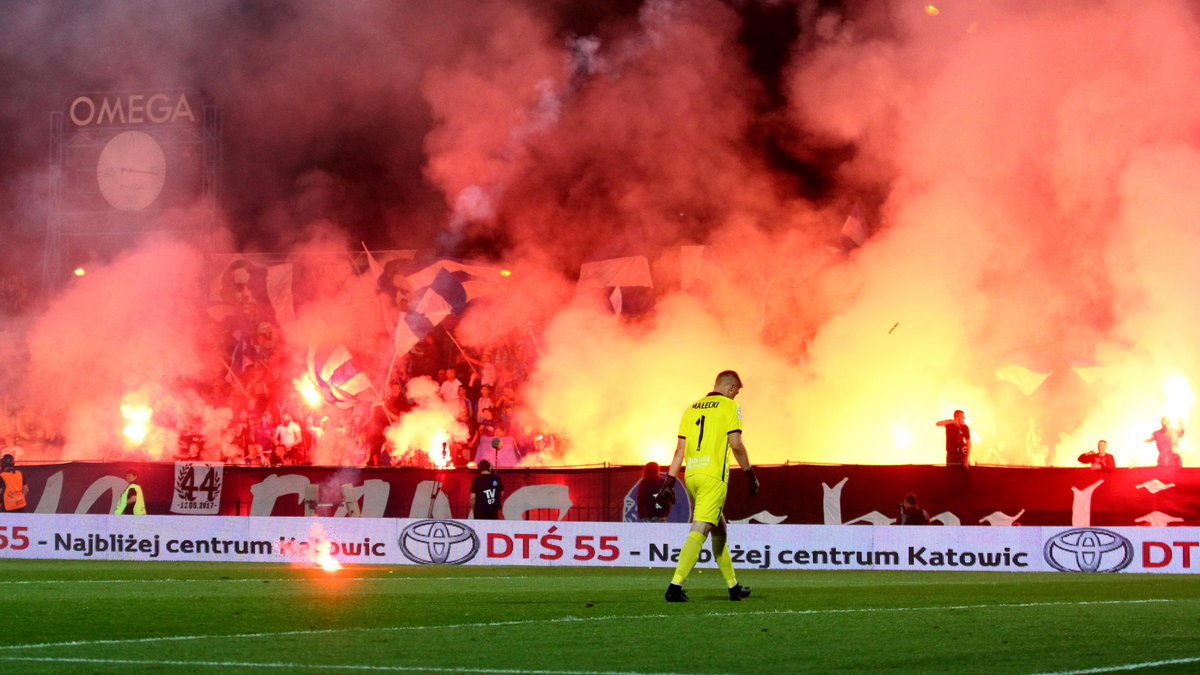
1,561,1198,674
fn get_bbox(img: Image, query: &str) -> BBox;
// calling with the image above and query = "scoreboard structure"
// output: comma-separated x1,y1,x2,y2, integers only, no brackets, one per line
43,89,221,289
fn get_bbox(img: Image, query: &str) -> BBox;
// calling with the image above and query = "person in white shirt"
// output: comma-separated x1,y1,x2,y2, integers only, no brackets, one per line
0,436,22,464
439,368,462,402
274,413,303,460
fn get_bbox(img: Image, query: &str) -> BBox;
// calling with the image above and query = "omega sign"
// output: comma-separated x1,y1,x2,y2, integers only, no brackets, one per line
68,91,198,128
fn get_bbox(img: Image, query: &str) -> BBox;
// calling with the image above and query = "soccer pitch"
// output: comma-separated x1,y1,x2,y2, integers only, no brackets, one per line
1,561,1198,674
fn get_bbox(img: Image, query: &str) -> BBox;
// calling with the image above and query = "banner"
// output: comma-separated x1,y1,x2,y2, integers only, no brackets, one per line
10,462,1200,527
170,462,224,515
1,514,1197,574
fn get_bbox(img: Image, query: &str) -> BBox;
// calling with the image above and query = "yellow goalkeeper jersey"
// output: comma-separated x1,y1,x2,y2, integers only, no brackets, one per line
677,391,742,482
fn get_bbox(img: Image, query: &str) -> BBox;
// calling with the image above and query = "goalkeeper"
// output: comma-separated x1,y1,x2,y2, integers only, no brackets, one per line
658,370,759,602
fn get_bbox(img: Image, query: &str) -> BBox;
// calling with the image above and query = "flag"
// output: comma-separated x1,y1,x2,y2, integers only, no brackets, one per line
227,336,256,376
578,256,653,316
1071,366,1108,384
308,344,373,409
840,201,869,249
362,242,383,279
406,259,502,302
207,256,294,329
680,245,716,292
361,247,419,295
578,256,652,289
995,364,1050,397
265,263,295,327
609,287,623,315
394,259,503,355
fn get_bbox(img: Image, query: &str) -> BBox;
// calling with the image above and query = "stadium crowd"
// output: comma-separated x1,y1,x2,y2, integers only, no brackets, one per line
0,262,549,468
193,318,542,469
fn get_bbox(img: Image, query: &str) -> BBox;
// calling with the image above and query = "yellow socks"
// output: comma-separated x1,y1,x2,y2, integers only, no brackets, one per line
712,533,737,588
671,531,706,585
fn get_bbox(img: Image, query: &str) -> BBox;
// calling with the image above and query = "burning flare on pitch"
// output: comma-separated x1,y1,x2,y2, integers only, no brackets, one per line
308,523,342,572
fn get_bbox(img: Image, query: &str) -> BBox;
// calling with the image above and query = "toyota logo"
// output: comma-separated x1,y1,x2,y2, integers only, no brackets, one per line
399,520,479,565
1043,528,1133,573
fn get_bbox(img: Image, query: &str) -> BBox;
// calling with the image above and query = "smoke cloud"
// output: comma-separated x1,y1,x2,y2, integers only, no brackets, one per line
3,0,1200,471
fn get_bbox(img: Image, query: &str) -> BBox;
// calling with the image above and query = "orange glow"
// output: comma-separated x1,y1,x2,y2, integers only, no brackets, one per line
500,269,512,277
307,523,342,572
315,540,342,572
1163,373,1194,421
637,440,671,465
924,5,940,16
428,430,451,468
294,374,324,409
120,403,153,444
383,376,468,467
72,267,86,277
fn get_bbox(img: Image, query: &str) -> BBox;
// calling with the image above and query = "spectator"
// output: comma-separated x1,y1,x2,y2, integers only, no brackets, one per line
899,493,929,525
479,354,497,388
454,387,473,426
177,417,206,461
243,363,272,414
476,408,499,445
349,431,370,467
936,410,971,467
407,333,440,379
383,380,409,421
439,368,462,402
0,436,22,464
637,462,669,522
309,416,340,465
1078,440,1116,471
174,441,203,462
244,442,268,467
252,413,275,453
275,413,303,459
476,385,495,422
1146,417,1184,467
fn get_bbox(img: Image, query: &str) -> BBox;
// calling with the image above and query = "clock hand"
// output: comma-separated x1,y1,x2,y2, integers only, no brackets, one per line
119,168,163,176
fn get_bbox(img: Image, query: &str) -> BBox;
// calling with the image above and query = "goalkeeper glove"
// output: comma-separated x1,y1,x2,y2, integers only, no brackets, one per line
655,475,677,509
744,467,759,498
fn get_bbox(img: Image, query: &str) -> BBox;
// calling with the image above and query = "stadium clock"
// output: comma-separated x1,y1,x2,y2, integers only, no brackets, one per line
96,130,167,211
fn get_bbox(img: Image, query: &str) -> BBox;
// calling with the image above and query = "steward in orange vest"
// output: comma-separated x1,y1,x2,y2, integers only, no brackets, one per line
1,453,28,512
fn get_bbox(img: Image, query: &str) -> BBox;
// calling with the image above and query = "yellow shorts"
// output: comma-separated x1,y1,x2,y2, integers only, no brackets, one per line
685,472,727,525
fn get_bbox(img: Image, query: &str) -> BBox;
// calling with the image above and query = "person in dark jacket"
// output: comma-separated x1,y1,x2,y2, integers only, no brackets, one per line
469,460,503,519
1078,440,1116,471
637,461,669,522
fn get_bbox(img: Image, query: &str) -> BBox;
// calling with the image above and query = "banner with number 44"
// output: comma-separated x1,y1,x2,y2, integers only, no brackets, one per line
170,462,224,514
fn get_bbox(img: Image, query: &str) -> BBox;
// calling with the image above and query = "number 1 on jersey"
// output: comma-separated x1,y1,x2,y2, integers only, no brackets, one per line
695,415,706,451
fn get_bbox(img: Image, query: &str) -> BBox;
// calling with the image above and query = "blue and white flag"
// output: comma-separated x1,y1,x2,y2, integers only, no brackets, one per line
394,259,503,354
308,344,374,409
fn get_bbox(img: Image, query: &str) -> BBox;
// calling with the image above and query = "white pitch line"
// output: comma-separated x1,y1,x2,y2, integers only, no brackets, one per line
4,576,530,585
0,656,687,675
0,599,1172,652
1031,656,1200,674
